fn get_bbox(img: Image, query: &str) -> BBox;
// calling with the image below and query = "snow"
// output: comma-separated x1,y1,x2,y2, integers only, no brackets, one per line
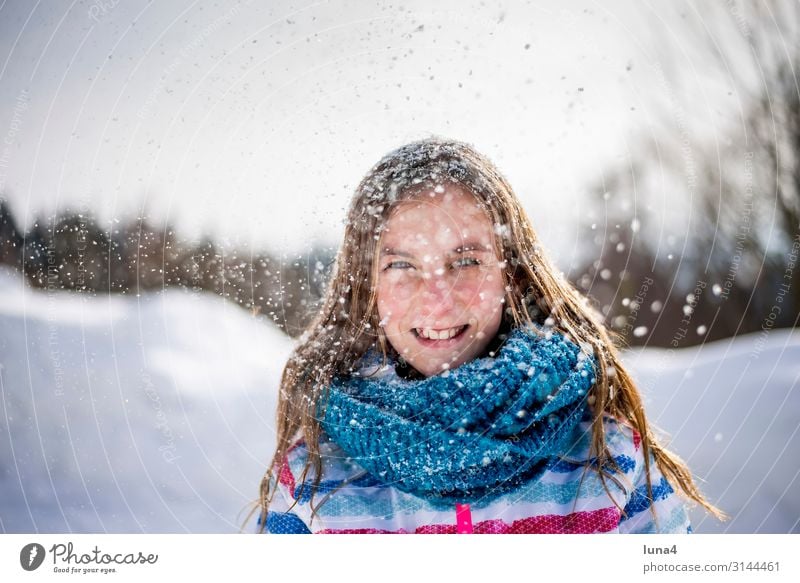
0,264,797,533
623,331,800,533
0,266,292,533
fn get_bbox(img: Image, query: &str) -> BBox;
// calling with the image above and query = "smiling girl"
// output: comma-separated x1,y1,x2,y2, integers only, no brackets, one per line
253,137,723,534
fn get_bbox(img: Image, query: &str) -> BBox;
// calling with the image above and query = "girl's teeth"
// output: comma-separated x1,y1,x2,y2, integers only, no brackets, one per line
416,325,465,340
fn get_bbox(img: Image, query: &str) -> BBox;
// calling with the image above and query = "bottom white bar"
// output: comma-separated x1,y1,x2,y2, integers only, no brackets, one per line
1,534,797,582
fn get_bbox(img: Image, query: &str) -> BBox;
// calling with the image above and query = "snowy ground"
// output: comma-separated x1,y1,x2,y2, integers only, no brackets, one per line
622,331,800,534
0,266,797,533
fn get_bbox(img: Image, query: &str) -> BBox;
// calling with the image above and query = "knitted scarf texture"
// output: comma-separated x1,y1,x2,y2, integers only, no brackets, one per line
319,324,598,508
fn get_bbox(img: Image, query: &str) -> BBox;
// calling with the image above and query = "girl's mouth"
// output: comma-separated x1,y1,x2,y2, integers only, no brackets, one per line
412,324,469,347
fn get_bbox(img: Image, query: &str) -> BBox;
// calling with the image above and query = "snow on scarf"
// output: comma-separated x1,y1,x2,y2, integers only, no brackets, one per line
318,323,598,508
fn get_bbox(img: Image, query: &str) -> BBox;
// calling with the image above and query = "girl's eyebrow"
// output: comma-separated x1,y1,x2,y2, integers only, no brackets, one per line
381,241,493,257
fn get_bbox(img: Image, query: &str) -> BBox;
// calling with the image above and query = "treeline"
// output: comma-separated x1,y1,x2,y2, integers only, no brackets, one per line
576,213,798,349
1,186,796,349
0,199,334,337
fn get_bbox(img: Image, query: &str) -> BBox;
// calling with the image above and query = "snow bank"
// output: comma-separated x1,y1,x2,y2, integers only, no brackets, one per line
623,330,800,533
0,267,292,532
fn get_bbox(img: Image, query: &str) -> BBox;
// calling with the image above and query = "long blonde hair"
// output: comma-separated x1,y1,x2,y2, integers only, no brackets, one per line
247,137,725,532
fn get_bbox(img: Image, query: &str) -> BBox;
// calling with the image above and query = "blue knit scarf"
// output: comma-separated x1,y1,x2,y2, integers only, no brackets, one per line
318,324,597,507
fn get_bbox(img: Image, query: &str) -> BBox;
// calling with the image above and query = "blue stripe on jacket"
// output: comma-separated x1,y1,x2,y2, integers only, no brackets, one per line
620,476,674,520
265,511,312,534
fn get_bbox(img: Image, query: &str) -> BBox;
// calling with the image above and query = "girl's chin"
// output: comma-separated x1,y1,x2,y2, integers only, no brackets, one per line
408,353,474,377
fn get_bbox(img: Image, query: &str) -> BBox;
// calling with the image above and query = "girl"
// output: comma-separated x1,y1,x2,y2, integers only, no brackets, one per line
251,137,724,534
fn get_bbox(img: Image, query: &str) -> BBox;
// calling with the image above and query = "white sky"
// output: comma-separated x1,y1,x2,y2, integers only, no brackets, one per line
0,0,759,266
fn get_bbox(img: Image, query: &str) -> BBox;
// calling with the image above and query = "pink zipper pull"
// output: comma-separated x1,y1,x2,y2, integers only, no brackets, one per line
455,503,474,534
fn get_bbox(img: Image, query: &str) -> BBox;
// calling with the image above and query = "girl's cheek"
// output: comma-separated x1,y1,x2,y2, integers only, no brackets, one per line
460,278,500,304
468,295,499,313
378,282,416,305
378,276,418,303
471,286,506,315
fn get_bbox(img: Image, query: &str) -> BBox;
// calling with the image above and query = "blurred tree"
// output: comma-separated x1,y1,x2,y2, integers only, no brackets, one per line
21,216,50,288
2,202,335,338
195,236,224,296
0,198,22,270
50,212,110,292
129,216,167,291
108,220,135,293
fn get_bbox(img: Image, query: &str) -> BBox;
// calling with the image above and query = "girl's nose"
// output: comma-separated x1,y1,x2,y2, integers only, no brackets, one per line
418,273,457,318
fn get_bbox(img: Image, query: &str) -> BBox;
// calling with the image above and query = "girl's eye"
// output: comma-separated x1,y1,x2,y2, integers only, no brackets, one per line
384,260,414,270
453,257,480,268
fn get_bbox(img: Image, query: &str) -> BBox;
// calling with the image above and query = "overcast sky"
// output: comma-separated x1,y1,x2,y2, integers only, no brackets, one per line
0,0,753,266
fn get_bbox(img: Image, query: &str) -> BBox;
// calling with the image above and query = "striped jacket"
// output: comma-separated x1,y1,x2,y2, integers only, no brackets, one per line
260,416,693,534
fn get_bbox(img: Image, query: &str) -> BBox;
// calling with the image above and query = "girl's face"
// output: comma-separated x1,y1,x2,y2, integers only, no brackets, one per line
376,184,507,377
